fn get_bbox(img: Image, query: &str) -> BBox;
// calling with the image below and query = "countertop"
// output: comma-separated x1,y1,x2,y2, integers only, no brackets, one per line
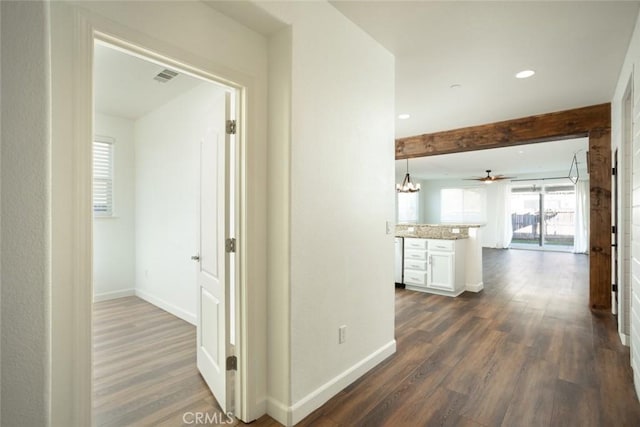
396,232,467,240
395,223,475,240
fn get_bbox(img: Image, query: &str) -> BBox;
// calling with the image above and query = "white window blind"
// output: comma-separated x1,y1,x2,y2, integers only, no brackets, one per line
93,137,114,216
397,192,419,223
441,187,486,223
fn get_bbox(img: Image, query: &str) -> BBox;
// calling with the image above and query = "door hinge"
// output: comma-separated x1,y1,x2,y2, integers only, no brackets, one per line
226,119,237,135
612,167,617,176
612,225,617,234
226,355,237,371
225,238,236,253
613,284,618,292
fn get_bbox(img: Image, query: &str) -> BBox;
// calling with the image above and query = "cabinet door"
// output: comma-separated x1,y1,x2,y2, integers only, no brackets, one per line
428,252,455,291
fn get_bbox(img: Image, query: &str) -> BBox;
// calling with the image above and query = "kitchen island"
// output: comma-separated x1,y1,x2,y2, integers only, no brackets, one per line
396,224,484,296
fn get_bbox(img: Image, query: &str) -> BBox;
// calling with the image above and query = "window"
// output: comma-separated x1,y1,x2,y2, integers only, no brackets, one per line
510,181,577,249
397,192,419,223
441,187,486,223
93,136,114,216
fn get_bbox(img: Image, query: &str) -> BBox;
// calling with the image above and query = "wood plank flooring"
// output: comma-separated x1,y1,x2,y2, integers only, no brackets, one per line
94,249,640,426
93,297,226,427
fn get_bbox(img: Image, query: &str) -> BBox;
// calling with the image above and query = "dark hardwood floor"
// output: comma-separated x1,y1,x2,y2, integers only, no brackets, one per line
94,248,640,426
293,249,640,427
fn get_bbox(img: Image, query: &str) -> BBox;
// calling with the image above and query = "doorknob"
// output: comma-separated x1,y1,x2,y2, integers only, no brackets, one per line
191,254,200,261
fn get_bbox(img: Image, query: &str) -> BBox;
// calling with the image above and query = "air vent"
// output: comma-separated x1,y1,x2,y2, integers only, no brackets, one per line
153,69,178,83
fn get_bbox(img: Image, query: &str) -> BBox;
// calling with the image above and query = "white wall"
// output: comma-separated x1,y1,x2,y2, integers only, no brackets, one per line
134,83,226,324
50,1,269,424
267,25,292,414
93,113,136,301
260,2,395,425
1,1,50,424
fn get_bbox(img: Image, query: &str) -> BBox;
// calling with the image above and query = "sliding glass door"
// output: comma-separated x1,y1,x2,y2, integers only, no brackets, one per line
511,188,541,246
510,182,576,251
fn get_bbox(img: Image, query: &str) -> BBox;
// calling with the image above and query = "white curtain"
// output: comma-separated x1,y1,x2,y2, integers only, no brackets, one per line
494,182,513,248
574,179,589,253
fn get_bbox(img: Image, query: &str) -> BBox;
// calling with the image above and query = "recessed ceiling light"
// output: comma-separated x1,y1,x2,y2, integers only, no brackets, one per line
450,84,461,89
398,114,411,120
516,70,535,79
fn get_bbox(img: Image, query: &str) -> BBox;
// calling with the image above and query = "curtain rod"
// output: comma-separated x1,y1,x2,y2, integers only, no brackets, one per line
510,176,574,182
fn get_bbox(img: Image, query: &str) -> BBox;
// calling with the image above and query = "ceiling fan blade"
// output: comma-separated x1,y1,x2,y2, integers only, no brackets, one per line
464,171,517,181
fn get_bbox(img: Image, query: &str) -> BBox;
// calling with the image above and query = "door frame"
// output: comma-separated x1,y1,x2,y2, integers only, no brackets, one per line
619,76,633,344
95,37,241,411
52,10,254,424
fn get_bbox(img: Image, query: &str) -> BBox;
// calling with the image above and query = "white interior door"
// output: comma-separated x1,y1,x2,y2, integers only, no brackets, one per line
196,91,233,413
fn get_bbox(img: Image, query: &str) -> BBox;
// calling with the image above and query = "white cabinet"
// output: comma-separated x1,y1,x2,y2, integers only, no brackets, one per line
403,238,428,289
403,238,466,296
427,251,455,291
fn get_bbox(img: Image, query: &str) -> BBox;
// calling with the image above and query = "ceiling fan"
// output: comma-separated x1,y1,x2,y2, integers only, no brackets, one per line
465,169,515,184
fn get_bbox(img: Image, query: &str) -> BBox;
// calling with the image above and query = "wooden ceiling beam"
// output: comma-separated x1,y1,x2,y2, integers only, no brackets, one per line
395,103,610,159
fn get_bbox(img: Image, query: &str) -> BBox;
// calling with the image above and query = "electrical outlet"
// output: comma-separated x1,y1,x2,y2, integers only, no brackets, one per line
452,228,460,234
339,325,347,344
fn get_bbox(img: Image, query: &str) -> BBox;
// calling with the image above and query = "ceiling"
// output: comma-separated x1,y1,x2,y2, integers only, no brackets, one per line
94,42,205,119
397,137,588,181
204,1,639,138
330,1,639,138
202,1,634,181
99,2,635,181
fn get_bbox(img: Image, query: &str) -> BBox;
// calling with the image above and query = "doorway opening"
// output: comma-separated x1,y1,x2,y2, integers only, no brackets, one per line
92,39,241,425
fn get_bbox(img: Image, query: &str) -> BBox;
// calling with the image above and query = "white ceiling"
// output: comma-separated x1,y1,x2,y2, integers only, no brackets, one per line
101,2,634,181
398,137,589,181
203,1,639,136
202,1,631,181
330,1,639,138
93,42,205,119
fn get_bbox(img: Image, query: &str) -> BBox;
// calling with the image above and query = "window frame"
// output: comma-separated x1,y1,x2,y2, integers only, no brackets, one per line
440,186,487,224
93,135,115,217
397,191,420,224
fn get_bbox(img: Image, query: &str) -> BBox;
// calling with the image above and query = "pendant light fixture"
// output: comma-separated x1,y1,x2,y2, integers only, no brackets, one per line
396,159,421,193
568,153,579,184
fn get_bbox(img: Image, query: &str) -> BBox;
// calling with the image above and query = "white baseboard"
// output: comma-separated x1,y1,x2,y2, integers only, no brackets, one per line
619,331,631,347
135,289,196,325
267,340,396,426
266,397,290,426
466,282,484,292
246,398,267,424
93,288,135,302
